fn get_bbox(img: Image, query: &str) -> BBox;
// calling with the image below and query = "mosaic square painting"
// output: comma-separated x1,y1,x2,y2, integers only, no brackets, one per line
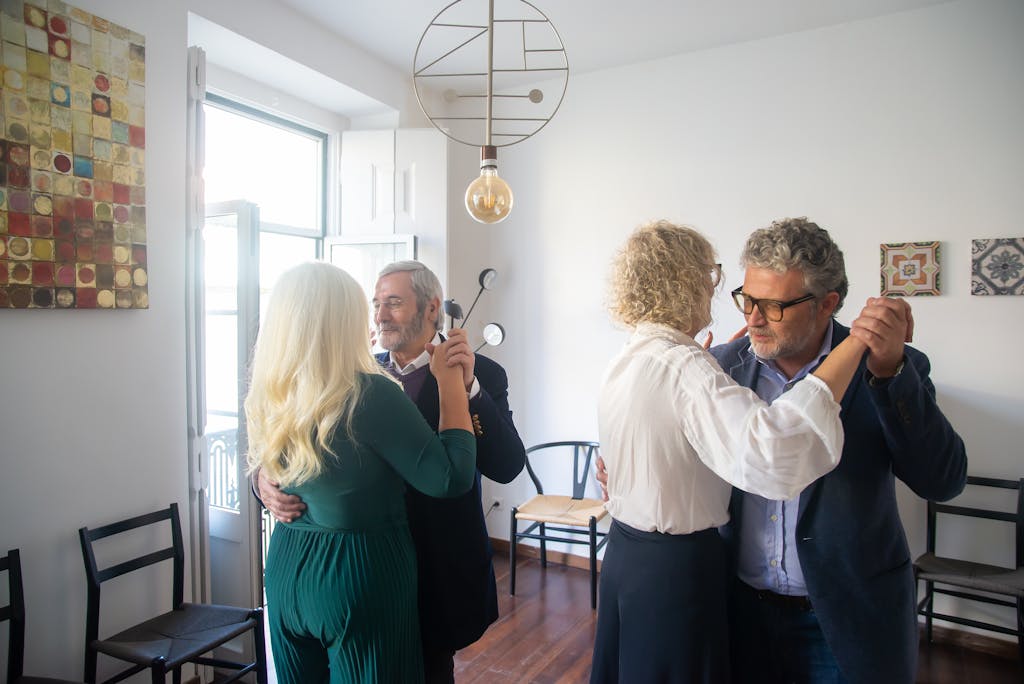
880,241,941,296
0,1,147,309
972,238,1024,296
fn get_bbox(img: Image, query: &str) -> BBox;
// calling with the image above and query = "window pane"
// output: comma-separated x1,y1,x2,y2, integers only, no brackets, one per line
259,233,318,320
327,239,415,304
203,103,323,231
203,216,239,312
205,312,239,415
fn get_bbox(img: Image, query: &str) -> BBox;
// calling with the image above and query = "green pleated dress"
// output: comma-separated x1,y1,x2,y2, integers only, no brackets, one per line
263,373,476,684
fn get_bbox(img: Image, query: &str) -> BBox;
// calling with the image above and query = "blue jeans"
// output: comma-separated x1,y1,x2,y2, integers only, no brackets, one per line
730,580,847,684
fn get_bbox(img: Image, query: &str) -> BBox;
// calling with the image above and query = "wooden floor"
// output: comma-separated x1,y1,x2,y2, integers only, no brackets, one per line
456,553,1023,684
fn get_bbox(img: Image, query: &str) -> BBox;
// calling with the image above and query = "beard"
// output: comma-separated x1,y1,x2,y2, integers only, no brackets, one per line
747,316,820,362
377,307,427,352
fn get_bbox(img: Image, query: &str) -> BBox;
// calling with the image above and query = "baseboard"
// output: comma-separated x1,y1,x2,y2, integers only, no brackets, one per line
183,678,200,684
491,537,601,573
924,623,1019,660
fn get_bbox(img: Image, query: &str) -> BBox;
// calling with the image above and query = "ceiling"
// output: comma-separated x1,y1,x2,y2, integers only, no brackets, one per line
195,0,952,118
277,0,950,76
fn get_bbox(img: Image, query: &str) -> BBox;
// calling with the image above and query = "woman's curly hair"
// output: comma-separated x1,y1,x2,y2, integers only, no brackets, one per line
608,220,720,335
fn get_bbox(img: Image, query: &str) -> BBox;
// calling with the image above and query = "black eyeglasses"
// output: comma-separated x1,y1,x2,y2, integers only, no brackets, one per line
730,287,816,322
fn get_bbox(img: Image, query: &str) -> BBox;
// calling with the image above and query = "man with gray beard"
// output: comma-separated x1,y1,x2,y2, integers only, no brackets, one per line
713,218,966,684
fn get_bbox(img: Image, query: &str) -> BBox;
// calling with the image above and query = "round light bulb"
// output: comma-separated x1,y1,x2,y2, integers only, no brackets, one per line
465,146,513,224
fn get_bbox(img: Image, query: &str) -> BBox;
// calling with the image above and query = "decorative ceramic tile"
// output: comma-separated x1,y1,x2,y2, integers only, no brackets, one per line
880,241,941,296
0,1,146,309
972,238,1024,295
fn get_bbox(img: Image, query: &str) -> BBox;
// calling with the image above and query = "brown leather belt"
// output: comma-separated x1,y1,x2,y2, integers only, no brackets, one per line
740,581,813,612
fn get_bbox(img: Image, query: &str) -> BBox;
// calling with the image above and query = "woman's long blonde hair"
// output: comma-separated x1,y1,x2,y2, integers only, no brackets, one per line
244,261,384,487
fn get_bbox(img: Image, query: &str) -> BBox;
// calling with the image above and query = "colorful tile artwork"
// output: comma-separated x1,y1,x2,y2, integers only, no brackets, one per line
971,238,1024,296
880,241,941,296
0,1,146,309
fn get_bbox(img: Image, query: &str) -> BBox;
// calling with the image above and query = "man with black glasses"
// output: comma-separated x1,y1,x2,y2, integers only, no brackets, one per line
713,217,966,684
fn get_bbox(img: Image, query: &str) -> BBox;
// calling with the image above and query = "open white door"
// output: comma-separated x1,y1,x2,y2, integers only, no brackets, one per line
186,46,264,674
203,198,263,614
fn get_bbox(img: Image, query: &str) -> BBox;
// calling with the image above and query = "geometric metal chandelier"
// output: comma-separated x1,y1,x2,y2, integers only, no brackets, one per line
413,0,568,223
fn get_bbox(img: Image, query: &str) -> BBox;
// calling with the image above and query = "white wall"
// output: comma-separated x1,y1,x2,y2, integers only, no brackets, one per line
3,0,1021,677
461,0,1024,636
0,0,416,679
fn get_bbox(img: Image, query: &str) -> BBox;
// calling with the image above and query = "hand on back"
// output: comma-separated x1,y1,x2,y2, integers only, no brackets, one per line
257,468,306,523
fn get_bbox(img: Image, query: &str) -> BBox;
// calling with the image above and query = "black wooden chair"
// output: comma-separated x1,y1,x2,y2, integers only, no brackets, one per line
78,503,268,684
914,475,1024,661
509,441,609,609
2,548,86,684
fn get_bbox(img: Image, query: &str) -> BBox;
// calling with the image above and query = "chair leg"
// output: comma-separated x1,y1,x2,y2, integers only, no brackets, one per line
1017,597,1023,663
151,659,166,684
509,507,518,596
84,647,98,684
589,517,598,610
924,580,934,644
253,607,269,684
539,522,547,568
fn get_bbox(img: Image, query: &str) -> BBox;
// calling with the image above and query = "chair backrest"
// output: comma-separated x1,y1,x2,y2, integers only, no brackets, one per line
1,548,27,682
78,503,185,648
926,476,1024,568
523,441,600,500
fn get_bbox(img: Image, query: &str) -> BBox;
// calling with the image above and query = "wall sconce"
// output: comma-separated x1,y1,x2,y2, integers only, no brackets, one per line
443,268,504,351
413,0,569,224
444,267,497,328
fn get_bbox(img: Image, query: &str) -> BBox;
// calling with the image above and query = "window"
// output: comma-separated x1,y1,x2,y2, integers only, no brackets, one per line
201,96,327,519
204,93,327,235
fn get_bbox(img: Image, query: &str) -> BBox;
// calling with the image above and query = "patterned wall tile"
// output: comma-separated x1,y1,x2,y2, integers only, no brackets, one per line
972,238,1024,295
880,241,941,296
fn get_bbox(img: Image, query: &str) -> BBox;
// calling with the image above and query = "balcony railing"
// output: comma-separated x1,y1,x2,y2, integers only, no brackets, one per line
206,428,239,511
206,427,277,566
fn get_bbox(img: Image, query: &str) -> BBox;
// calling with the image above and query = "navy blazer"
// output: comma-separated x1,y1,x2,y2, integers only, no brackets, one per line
377,349,526,652
712,321,966,684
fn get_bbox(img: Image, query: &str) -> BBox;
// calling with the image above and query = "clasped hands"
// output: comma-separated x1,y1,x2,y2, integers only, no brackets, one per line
848,296,913,379
427,327,476,392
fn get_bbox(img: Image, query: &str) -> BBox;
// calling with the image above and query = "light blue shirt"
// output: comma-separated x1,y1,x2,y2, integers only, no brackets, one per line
736,325,834,596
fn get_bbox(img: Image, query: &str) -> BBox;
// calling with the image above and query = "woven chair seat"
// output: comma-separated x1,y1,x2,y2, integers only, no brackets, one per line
516,494,608,527
915,552,1024,598
93,603,256,666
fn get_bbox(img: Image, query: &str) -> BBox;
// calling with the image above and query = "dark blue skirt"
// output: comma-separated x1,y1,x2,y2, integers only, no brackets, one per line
590,519,729,683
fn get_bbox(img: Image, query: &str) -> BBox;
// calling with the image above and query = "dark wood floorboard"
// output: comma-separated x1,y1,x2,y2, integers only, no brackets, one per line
458,553,1023,684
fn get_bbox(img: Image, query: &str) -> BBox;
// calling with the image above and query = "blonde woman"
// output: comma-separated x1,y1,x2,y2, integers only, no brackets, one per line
590,221,868,683
245,262,476,684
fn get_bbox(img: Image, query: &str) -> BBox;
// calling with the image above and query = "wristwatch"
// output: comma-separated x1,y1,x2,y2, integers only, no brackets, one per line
868,357,905,387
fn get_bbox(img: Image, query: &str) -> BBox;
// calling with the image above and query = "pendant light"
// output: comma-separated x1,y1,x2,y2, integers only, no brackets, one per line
413,0,568,225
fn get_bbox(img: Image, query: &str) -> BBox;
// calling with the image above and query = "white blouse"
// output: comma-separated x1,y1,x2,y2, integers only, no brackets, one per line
599,322,843,535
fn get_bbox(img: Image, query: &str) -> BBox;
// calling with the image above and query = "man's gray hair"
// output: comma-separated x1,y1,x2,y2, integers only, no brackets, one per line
378,260,444,331
741,217,849,314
